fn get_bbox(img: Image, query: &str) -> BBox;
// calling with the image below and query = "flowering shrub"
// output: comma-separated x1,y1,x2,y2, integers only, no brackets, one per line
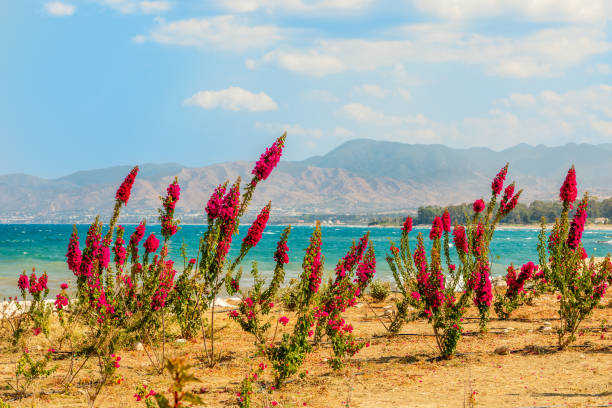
229,227,291,345
193,133,286,366
537,166,611,349
266,222,324,387
387,164,522,357
229,224,319,389
4,269,52,348
314,233,376,370
493,262,539,320
55,165,186,407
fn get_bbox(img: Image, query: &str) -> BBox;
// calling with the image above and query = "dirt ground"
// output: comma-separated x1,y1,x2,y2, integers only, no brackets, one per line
1,292,610,408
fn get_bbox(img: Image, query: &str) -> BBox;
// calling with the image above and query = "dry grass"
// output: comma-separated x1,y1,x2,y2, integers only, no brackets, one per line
1,292,610,408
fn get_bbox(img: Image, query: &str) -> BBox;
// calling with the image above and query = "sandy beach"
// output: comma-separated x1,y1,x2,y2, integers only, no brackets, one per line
1,289,610,408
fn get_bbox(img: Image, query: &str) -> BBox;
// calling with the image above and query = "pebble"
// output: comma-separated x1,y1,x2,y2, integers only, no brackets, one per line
134,342,144,351
494,345,510,355
538,325,553,333
175,338,187,345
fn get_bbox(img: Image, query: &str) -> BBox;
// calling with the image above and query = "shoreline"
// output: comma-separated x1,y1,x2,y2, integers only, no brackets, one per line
5,222,612,231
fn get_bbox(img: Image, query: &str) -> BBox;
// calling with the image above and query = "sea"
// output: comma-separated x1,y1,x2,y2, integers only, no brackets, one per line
1,224,612,297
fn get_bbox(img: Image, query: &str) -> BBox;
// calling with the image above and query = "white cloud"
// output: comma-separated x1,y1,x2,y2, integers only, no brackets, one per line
328,85,612,149
218,0,374,14
341,103,428,126
44,2,75,16
184,87,278,112
353,84,386,98
262,51,345,76
457,84,612,148
412,0,612,23
139,1,171,13
95,0,170,14
260,25,611,78
143,16,282,51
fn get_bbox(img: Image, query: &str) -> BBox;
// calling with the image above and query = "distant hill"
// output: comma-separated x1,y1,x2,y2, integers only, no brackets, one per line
1,140,612,223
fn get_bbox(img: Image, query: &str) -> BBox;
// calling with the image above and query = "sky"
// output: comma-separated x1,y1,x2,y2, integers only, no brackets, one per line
1,0,611,178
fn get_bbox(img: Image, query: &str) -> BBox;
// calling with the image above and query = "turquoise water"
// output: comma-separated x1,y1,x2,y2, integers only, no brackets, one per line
2,224,612,297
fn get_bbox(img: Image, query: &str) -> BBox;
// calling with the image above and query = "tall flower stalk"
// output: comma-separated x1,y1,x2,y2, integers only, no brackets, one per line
537,166,610,349
314,233,376,370
187,134,286,367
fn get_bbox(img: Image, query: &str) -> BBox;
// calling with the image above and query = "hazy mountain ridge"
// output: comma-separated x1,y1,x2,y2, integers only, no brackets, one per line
2,141,612,223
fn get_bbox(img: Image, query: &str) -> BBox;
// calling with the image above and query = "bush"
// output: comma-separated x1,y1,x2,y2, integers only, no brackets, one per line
369,279,391,302
387,164,522,358
278,278,301,311
537,166,611,349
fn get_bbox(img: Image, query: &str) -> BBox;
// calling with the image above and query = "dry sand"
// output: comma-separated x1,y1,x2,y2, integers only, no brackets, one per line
0,292,610,407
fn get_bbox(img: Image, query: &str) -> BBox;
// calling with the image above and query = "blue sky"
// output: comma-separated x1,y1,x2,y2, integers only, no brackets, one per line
1,0,611,177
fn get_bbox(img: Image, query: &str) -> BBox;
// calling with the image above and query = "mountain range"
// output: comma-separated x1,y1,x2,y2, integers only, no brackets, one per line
2,140,612,223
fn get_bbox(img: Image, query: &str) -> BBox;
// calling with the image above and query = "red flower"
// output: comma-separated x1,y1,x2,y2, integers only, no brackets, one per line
491,164,508,196
55,293,69,310
468,261,492,308
559,166,577,205
473,199,485,213
567,196,588,250
402,216,413,233
61,283,69,290
66,229,82,273
98,246,110,269
115,166,139,204
243,203,271,247
143,233,160,253
429,216,443,240
442,210,451,233
166,181,180,202
205,184,226,220
279,316,289,326
274,241,289,264
252,136,285,181
150,260,175,310
17,274,29,291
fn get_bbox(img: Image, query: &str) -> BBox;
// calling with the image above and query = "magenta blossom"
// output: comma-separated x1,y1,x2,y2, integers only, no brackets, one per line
473,199,485,213
115,166,139,204
143,234,160,253
205,184,226,220
66,230,82,273
442,210,451,233
278,316,289,326
252,136,284,181
429,216,443,240
243,204,270,248
567,197,588,250
17,274,29,291
560,166,577,205
402,216,413,233
453,225,469,253
491,164,508,196
274,241,289,264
